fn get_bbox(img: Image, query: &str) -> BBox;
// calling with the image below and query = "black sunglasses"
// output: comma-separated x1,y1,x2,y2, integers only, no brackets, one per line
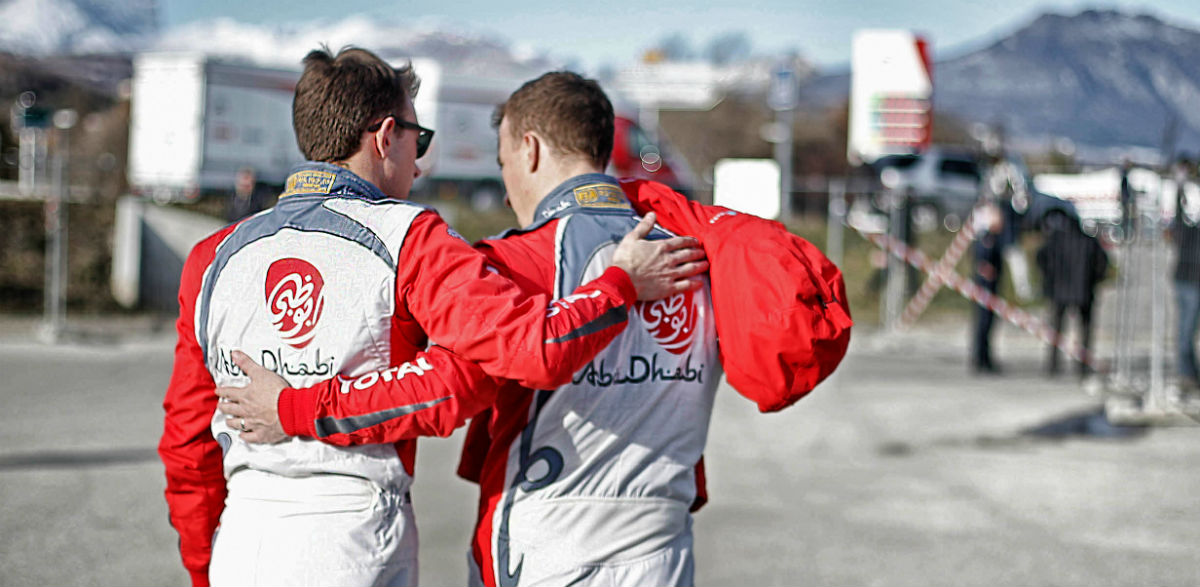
366,115,435,158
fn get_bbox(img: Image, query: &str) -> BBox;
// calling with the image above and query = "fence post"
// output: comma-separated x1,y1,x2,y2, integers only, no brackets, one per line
827,178,846,267
882,189,908,331
1148,176,1167,409
39,109,76,343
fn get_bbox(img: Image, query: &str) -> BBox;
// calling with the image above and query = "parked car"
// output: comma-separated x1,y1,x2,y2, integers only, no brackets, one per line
867,147,1077,233
868,147,983,231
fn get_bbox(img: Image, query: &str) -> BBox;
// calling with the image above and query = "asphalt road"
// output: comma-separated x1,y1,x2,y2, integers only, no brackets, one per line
0,317,1197,586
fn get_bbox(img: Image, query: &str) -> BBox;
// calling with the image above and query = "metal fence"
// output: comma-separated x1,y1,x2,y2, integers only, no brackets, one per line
1104,179,1200,422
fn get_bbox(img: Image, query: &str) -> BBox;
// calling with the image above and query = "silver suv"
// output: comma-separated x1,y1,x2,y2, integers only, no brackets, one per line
871,147,982,231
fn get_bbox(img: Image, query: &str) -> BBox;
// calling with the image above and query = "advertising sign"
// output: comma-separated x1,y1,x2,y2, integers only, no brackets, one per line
848,30,933,165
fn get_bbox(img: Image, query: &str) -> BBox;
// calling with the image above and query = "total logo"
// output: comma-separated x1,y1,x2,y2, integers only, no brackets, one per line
638,289,697,355
265,258,326,349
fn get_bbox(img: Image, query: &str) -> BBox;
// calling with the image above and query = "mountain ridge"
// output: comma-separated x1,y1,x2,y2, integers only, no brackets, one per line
799,9,1200,155
2,3,1198,154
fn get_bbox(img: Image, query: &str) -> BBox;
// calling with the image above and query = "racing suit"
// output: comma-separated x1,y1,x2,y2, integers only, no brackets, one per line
462,175,720,587
276,174,721,586
158,163,639,586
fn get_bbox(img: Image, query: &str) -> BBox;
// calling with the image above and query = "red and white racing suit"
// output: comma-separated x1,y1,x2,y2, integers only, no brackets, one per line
278,174,721,586
158,163,638,586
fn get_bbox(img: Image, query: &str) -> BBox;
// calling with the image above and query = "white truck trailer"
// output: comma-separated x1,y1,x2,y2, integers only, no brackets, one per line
127,53,523,205
407,58,525,206
127,54,684,208
127,52,304,203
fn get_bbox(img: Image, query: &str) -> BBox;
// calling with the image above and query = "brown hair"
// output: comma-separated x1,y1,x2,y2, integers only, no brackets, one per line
292,46,420,162
494,71,614,168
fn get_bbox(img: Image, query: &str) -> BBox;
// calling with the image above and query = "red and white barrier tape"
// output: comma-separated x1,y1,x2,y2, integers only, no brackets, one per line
899,207,981,328
861,229,1101,370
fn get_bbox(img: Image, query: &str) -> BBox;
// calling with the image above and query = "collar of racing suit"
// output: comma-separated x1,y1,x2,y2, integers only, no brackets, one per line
278,161,392,202
521,173,635,232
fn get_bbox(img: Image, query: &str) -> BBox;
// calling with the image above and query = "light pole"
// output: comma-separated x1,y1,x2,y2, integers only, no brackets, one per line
768,60,798,222
40,108,77,343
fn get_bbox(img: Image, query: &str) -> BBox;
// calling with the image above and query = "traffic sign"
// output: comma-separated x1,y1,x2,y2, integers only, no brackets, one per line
15,106,51,129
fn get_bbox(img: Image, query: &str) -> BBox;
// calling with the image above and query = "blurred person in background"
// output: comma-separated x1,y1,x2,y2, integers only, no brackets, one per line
971,201,1005,374
982,153,1033,300
1036,212,1108,377
225,166,265,221
1169,155,1200,393
159,47,703,587
1119,158,1135,240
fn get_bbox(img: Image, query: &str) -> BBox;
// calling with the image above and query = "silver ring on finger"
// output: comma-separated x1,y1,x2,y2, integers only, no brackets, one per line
239,418,248,432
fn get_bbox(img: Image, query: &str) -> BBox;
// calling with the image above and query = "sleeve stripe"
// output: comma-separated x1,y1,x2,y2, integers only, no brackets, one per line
545,305,628,344
313,396,452,438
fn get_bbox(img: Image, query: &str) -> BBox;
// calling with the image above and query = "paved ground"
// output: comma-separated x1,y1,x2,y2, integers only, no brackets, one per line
0,315,1197,586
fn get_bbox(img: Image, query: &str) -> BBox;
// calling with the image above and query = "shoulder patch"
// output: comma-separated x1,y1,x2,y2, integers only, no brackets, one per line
573,183,631,210
281,170,337,198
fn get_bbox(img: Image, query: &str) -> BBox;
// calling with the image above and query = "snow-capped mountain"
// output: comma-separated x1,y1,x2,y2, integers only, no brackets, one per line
800,9,1200,155
939,9,1200,154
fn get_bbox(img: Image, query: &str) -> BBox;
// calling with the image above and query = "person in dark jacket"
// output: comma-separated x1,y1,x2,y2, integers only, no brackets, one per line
1036,211,1109,376
971,203,1005,374
1170,156,1200,389
1119,158,1135,241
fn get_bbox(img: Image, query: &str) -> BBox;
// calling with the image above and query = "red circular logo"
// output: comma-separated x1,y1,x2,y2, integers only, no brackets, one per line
264,258,326,349
638,290,697,355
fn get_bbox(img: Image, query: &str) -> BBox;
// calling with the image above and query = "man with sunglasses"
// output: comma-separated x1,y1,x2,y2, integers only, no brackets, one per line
368,113,435,155
159,47,706,587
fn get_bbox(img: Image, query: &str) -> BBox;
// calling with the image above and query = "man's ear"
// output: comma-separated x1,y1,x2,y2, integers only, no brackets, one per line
372,117,394,159
522,132,540,173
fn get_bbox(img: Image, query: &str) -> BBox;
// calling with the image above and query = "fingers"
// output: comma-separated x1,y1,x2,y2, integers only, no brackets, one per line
241,424,288,445
218,398,246,418
215,385,243,405
660,235,701,251
213,350,266,403
622,212,657,243
666,259,709,294
672,259,709,279
232,350,268,380
224,415,249,431
671,277,705,293
671,245,707,265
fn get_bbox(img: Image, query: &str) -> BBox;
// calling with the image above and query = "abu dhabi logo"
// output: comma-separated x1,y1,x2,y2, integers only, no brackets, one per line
638,290,697,355
265,258,326,349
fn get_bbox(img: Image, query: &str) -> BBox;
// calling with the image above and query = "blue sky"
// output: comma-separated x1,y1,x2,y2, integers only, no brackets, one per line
160,1,1200,71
